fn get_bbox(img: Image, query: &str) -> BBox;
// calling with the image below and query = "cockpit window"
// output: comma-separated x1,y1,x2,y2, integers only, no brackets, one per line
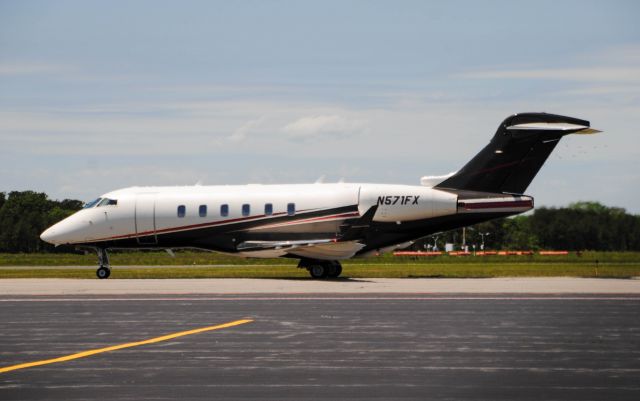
83,198,102,209
98,198,118,207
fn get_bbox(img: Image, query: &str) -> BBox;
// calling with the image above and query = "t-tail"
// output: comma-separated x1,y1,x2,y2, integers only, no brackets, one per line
435,112,600,195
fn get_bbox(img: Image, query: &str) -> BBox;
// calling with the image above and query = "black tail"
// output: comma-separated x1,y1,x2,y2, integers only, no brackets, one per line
435,112,597,195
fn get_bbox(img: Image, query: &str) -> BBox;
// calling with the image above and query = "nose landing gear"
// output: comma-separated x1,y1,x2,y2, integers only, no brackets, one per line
96,248,111,279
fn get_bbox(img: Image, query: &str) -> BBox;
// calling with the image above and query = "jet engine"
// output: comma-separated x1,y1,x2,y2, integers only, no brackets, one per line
358,185,457,223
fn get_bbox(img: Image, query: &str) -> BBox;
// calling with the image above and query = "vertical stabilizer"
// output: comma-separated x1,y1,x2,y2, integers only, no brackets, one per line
435,112,599,194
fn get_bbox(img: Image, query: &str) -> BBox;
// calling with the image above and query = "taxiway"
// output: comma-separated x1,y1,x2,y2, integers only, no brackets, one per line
1,279,639,400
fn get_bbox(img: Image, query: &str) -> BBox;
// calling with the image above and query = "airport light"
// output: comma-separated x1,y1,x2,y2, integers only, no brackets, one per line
479,232,490,250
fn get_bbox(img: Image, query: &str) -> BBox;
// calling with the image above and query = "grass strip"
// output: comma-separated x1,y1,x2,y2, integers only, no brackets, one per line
1,263,638,279
2,251,640,266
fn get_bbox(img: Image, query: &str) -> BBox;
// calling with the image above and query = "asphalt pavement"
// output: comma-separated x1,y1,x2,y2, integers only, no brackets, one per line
1,293,639,400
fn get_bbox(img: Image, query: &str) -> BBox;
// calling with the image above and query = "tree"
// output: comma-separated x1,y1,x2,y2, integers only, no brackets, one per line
0,191,83,252
502,216,539,250
522,202,640,251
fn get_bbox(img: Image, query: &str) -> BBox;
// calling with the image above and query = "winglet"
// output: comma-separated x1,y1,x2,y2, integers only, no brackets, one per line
574,128,601,135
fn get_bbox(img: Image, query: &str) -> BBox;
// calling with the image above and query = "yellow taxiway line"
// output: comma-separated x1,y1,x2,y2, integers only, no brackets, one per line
0,318,253,374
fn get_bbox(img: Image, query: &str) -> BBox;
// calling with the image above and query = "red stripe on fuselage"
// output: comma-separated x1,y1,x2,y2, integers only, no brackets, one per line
78,209,357,243
462,200,533,210
254,211,360,228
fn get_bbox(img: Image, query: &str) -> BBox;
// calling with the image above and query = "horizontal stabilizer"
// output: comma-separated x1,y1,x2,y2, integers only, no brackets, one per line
506,122,601,134
420,172,456,187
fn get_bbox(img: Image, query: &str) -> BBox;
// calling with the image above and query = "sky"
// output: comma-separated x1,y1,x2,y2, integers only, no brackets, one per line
1,0,639,212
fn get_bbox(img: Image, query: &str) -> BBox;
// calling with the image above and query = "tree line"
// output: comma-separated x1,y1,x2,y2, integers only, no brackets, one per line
0,191,83,252
415,201,640,252
0,191,639,253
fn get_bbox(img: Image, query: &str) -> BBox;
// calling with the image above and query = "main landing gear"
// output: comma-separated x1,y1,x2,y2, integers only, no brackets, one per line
300,260,343,279
96,248,111,279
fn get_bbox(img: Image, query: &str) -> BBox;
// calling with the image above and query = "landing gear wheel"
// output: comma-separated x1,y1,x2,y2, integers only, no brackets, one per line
97,266,111,279
327,262,342,278
309,264,327,279
95,248,111,279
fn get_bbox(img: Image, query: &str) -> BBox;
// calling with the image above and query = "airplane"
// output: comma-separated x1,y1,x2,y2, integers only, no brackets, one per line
40,112,599,279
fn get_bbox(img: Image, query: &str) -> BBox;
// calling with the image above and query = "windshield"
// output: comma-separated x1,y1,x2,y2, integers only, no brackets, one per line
97,198,118,207
83,198,102,209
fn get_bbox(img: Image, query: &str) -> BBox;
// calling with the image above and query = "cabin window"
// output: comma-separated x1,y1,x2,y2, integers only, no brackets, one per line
287,203,296,216
177,205,186,218
199,205,207,217
242,204,250,217
220,204,229,217
264,203,273,216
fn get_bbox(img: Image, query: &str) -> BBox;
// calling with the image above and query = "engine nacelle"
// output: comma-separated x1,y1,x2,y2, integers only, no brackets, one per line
358,184,457,223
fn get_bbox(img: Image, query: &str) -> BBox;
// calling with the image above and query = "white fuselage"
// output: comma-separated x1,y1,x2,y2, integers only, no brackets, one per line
40,183,461,251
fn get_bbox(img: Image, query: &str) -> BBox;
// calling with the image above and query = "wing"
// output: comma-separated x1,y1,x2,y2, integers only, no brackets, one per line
236,239,365,260
234,206,378,259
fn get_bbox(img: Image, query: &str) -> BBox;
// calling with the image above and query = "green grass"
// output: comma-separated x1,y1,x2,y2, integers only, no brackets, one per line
1,250,638,266
0,250,297,266
1,251,639,279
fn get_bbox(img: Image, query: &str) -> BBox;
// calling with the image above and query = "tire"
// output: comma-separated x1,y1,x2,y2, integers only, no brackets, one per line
330,263,343,278
309,264,327,279
97,266,111,279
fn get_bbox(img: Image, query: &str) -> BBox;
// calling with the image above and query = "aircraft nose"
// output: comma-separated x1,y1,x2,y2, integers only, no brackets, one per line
40,226,58,245
40,213,89,245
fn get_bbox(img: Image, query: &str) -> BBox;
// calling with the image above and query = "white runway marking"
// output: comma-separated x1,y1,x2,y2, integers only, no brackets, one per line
2,296,639,302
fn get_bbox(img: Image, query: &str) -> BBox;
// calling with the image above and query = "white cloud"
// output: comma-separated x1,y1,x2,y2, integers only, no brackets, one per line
457,67,640,83
282,115,367,139
457,45,640,86
588,44,640,64
229,117,266,142
555,85,640,96
0,62,73,76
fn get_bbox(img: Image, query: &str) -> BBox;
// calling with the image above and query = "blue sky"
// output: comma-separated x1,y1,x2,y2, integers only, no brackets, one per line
1,1,639,211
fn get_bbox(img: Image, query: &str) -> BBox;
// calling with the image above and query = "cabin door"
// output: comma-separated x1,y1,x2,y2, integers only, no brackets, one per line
135,193,157,245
